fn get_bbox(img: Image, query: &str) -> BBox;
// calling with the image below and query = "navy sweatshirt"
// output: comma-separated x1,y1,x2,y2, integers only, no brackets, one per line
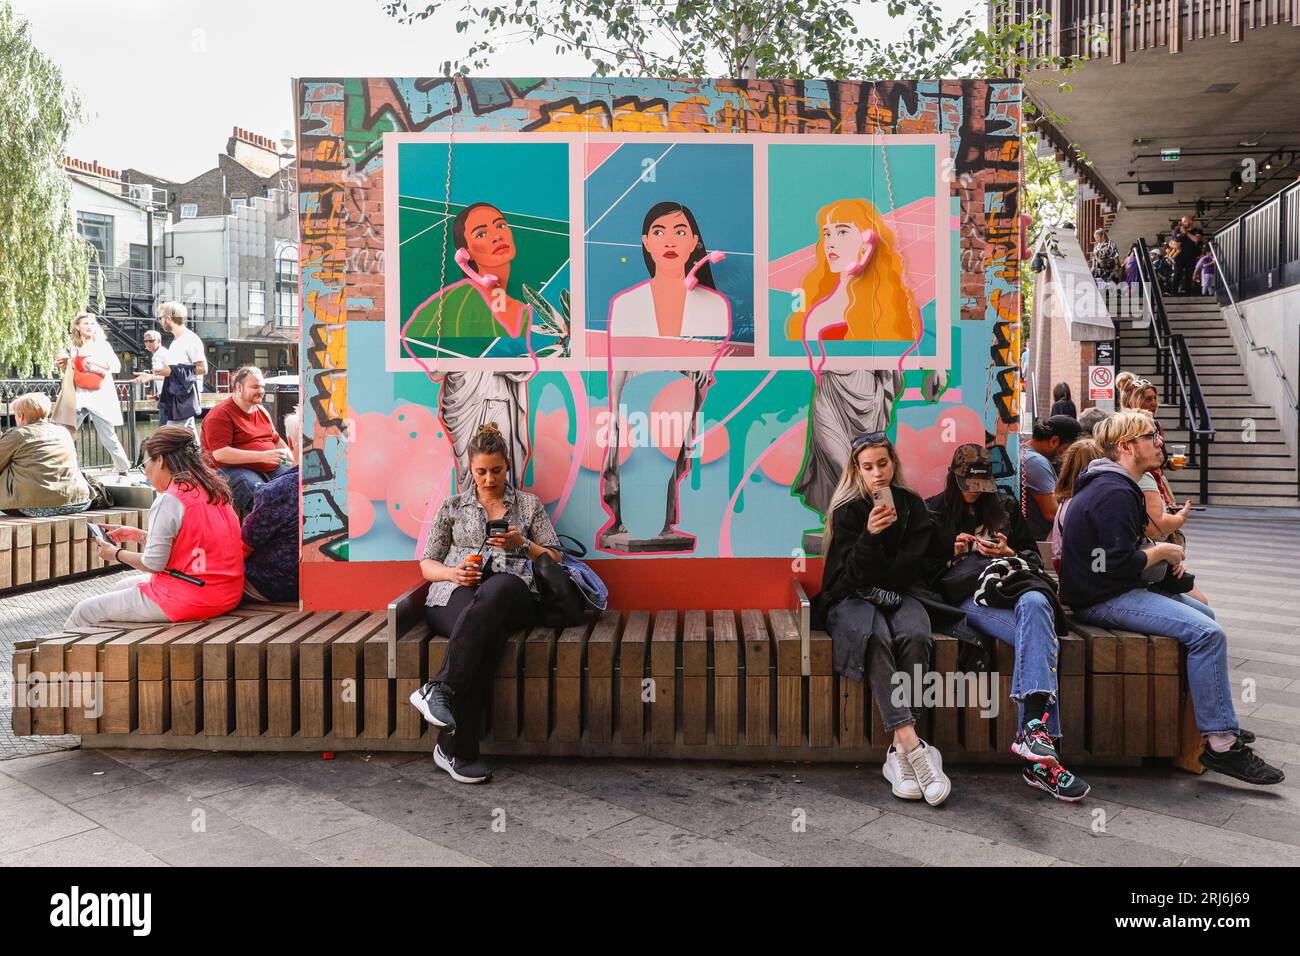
1057,459,1150,608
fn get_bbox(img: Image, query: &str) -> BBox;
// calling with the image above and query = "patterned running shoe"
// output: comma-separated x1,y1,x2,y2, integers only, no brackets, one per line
1011,713,1059,766
1022,761,1091,802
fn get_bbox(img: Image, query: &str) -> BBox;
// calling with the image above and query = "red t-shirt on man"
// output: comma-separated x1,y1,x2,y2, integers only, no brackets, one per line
201,397,282,473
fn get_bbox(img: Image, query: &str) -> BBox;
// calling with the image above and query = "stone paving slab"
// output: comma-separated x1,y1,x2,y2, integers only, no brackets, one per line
0,508,1295,866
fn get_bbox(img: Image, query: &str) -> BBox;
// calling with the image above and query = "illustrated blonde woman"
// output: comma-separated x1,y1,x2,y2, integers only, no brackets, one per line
787,198,920,378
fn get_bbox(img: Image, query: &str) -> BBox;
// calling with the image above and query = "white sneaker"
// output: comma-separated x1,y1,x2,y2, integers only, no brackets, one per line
903,740,952,806
882,745,923,800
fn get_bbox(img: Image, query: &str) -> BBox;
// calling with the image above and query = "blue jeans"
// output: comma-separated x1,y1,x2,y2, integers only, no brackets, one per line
960,591,1061,738
1074,588,1237,735
220,462,293,514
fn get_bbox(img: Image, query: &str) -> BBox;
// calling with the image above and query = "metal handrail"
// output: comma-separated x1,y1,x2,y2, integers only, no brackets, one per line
1135,239,1216,503
1206,238,1298,414
1166,334,1215,504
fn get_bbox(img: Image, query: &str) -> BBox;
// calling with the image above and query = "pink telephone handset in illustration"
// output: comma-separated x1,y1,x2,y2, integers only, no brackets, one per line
684,251,726,290
454,248,499,289
844,230,878,277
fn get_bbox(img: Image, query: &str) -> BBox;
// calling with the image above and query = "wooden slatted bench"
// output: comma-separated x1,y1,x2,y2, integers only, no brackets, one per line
0,507,151,595
9,599,1201,769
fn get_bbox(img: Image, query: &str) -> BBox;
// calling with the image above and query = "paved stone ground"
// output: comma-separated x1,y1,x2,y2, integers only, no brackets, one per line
2,507,1298,866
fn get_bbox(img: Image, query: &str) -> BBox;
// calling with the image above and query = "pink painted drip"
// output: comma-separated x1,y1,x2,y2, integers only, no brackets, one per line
551,369,588,524
718,419,808,558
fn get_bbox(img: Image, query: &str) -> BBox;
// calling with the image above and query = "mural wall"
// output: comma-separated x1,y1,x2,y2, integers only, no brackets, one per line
295,77,1023,609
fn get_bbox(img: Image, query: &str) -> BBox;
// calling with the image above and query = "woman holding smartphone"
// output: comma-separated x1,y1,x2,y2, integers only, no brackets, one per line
64,426,245,627
410,422,563,784
925,444,1089,801
812,431,951,806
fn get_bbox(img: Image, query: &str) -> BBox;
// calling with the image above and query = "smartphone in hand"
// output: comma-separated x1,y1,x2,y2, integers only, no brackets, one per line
870,485,895,513
87,524,109,545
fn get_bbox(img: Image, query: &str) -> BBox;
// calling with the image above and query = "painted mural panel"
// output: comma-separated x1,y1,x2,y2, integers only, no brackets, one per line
296,77,1022,604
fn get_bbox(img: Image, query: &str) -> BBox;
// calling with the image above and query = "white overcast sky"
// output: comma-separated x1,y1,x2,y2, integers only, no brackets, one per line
14,0,978,182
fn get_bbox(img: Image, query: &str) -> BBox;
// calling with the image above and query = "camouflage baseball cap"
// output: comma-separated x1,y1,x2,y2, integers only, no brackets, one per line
950,443,996,494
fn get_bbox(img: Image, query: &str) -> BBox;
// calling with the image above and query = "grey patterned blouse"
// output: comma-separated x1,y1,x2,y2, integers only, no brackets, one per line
420,484,561,607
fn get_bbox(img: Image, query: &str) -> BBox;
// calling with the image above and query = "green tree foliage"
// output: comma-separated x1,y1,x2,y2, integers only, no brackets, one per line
380,0,1082,331
0,0,91,377
379,0,1068,80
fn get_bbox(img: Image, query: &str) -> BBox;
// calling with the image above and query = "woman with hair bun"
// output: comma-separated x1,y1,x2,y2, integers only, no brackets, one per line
410,421,563,784
64,425,245,627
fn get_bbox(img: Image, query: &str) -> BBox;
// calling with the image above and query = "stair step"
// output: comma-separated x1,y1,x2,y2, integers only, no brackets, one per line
1180,494,1300,507
1167,481,1300,495
1162,468,1299,482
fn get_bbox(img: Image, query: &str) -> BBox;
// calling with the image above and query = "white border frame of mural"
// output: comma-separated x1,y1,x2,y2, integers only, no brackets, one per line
383,131,951,375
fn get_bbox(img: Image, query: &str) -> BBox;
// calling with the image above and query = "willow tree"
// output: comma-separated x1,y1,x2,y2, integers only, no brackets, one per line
0,0,91,377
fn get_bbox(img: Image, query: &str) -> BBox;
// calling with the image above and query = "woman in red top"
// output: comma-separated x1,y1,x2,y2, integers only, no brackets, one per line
65,426,246,627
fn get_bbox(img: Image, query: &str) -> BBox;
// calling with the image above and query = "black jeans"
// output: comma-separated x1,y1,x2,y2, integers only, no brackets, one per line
425,571,537,760
827,596,934,733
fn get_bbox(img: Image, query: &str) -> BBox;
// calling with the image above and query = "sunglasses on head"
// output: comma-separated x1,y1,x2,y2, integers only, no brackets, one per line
851,431,889,450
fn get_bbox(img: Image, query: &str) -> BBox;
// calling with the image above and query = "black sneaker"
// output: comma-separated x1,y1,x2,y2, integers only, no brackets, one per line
433,744,491,784
409,681,456,733
1012,713,1059,766
1238,729,1256,745
1199,740,1284,785
1022,761,1091,802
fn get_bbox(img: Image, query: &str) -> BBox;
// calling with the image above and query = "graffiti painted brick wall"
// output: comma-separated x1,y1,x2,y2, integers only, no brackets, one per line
295,77,1022,610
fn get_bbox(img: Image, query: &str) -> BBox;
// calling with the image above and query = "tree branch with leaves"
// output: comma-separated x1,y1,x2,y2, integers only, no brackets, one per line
0,0,92,377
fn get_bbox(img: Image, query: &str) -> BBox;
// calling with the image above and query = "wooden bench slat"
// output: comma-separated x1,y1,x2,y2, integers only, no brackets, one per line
649,611,677,746
616,611,650,745
584,610,620,744
712,610,739,747
524,625,559,744
554,617,591,744
681,610,708,746
741,609,770,747
769,608,803,748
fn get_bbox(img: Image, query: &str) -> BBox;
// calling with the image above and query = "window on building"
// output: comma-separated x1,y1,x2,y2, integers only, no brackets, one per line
231,195,248,209
275,253,299,327
180,203,198,220
77,212,114,268
248,280,266,327
128,244,151,294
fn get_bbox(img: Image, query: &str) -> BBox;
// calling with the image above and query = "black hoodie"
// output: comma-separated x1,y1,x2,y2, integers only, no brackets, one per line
813,487,935,626
1057,459,1150,608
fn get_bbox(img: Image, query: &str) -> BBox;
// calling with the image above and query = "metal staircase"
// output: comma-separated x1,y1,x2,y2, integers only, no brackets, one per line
1117,263,1300,506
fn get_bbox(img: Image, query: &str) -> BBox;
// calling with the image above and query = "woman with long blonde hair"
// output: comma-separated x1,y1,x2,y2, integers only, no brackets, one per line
788,198,919,371
812,432,951,806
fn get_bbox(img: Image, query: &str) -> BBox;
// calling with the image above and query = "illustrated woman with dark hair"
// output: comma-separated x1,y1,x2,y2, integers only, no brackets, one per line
599,200,732,552
407,202,532,340
607,201,730,342
64,425,245,627
410,423,563,783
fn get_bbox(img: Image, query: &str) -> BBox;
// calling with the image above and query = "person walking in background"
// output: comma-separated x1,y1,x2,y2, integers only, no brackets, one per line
241,406,301,603
131,329,199,438
55,312,131,474
1089,229,1119,281
1194,246,1217,297
64,425,244,628
200,366,293,516
158,301,208,397
1049,382,1077,420
0,392,91,517
1123,244,1140,286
